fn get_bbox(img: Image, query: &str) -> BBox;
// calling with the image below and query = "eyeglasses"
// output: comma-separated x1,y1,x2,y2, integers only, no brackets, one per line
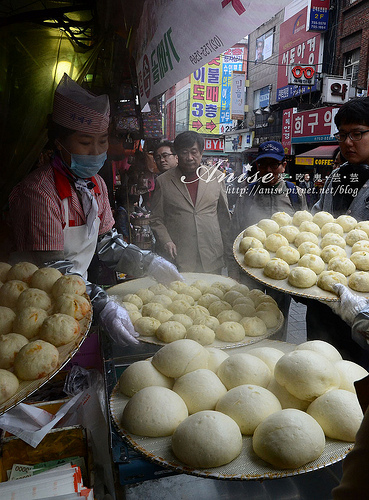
154,153,175,161
334,130,369,142
257,162,283,170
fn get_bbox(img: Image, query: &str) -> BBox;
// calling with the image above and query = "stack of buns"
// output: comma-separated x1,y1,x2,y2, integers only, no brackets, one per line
117,339,366,470
0,262,91,405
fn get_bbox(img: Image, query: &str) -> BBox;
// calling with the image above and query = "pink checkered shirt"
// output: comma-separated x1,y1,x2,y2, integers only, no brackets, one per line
9,161,114,251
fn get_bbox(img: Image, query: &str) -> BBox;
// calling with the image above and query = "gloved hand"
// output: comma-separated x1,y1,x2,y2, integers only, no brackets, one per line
99,300,139,346
147,255,184,286
330,283,369,326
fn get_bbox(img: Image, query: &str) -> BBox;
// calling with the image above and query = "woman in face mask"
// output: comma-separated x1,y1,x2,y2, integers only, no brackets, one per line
9,74,182,346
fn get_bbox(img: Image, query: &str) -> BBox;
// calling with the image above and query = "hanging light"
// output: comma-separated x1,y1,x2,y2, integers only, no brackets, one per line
264,106,271,114
254,108,262,115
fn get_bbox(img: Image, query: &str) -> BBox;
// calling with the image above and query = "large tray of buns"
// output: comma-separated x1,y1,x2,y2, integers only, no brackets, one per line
233,210,369,302
107,273,284,349
109,339,359,480
0,262,93,416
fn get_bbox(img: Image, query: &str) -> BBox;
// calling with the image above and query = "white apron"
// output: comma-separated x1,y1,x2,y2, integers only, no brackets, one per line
62,198,100,279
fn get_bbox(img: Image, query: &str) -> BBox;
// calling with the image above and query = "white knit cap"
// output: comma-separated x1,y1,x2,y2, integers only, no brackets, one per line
52,73,110,133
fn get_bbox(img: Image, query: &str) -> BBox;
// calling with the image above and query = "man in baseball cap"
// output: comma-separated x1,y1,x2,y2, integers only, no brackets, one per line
227,140,307,339
254,140,287,186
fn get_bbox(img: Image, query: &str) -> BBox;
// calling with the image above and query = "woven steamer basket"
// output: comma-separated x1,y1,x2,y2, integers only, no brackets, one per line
109,340,353,480
107,273,284,349
233,230,369,302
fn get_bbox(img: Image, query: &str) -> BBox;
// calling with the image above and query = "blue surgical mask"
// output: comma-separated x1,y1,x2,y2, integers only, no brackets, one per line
69,151,107,178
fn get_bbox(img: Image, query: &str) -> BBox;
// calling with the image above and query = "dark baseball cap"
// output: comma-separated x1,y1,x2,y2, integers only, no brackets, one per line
256,141,285,162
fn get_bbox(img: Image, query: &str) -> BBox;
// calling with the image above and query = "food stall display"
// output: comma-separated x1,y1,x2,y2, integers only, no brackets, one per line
109,338,366,479
0,262,92,415
233,210,369,301
107,274,284,348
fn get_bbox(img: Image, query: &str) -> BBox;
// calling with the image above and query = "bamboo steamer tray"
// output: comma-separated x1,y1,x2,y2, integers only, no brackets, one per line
233,230,369,303
109,340,353,481
107,273,284,349
0,294,92,416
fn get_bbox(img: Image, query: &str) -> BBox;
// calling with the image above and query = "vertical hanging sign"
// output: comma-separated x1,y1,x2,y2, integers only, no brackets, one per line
231,71,246,120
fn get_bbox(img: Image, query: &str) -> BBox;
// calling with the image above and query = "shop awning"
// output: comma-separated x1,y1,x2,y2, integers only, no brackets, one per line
295,145,338,166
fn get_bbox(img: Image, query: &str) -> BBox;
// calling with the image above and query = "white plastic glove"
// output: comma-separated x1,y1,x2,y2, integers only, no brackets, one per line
330,283,369,326
99,301,139,346
147,255,184,286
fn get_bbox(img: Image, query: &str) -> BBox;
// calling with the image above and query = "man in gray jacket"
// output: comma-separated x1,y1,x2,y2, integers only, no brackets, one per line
309,97,369,366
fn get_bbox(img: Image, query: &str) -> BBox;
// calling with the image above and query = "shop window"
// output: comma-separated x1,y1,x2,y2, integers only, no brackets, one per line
176,88,190,134
343,49,360,88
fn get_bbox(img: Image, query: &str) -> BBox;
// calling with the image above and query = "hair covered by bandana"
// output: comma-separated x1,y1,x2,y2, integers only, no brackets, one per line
52,73,110,133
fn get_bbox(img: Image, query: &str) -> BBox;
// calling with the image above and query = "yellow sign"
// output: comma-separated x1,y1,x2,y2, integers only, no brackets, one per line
189,60,222,135
295,157,314,166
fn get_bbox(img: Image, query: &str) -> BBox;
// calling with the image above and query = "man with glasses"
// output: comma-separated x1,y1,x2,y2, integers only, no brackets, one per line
307,97,369,366
314,98,369,217
150,131,230,273
153,140,178,174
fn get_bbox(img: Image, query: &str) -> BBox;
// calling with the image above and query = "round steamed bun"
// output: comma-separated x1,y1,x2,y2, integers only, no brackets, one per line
253,409,325,468
30,267,63,293
13,340,59,380
0,369,19,404
244,248,270,268
0,280,29,309
12,307,48,339
156,321,187,343
295,340,342,363
335,359,369,392
39,313,80,346
217,353,271,390
317,270,347,292
274,350,340,401
173,369,227,414
134,316,160,337
278,225,300,243
264,234,289,252
275,246,300,265
216,384,281,435
348,271,369,292
206,347,229,372
298,254,325,274
152,339,209,378
119,360,173,397
336,215,357,232
185,324,215,345
6,262,38,283
51,275,86,297
272,211,292,227
172,410,242,468
0,307,16,335
0,333,29,369
288,267,317,288
346,229,369,247
240,317,268,337
312,211,335,228
292,210,313,226
257,219,279,236
307,389,363,441
243,225,266,243
121,386,188,437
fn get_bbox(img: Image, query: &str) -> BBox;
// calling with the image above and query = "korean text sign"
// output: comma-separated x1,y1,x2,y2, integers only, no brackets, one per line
189,47,245,135
277,6,322,101
290,106,336,144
